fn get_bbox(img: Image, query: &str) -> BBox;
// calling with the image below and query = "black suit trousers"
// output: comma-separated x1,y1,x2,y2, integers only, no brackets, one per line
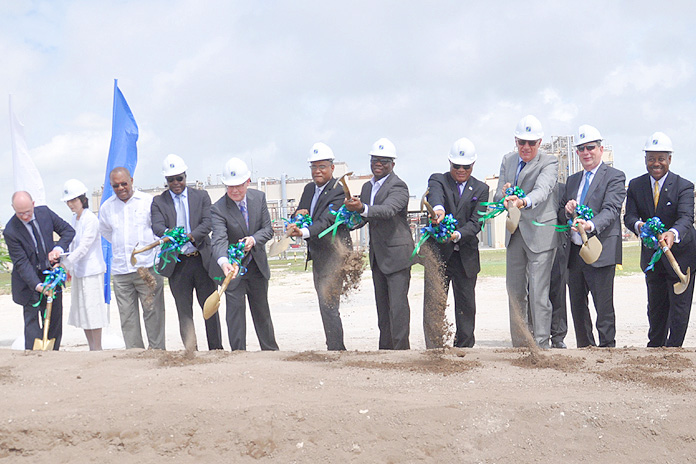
645,265,695,347
24,290,63,350
372,260,411,350
312,251,346,351
168,254,223,350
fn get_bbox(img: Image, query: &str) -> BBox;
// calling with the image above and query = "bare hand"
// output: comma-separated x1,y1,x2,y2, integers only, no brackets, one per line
286,223,302,237
242,236,255,252
502,182,511,196
48,249,61,264
572,218,591,233
660,230,676,249
505,195,525,209
222,262,234,276
431,210,445,225
565,199,578,216
345,195,364,212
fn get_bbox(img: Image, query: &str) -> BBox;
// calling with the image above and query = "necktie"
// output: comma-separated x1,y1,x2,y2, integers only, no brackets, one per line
30,219,48,269
457,183,464,198
514,160,527,186
174,194,187,231
239,202,249,228
579,171,593,205
653,180,660,208
310,186,321,216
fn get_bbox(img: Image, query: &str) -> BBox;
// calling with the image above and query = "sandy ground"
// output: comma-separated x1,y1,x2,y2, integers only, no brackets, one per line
1,270,696,462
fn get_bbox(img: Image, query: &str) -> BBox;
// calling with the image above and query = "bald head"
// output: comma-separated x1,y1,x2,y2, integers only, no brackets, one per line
11,191,35,223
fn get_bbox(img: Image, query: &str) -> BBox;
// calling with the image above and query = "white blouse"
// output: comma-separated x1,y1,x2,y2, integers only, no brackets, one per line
63,209,107,278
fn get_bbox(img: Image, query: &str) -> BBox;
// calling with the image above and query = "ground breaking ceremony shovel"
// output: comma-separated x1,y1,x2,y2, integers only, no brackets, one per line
33,289,55,351
420,188,437,220
203,258,247,319
268,233,292,257
576,221,602,265
658,238,691,295
506,204,521,234
334,171,354,199
130,237,172,266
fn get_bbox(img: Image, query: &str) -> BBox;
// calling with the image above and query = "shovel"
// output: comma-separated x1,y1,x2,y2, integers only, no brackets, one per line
33,289,56,351
575,219,602,265
420,188,437,220
203,261,243,319
130,237,172,266
334,171,354,199
268,233,293,257
658,238,691,295
506,204,521,234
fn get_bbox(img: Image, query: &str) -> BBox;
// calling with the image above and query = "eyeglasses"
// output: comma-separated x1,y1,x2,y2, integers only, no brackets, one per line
166,175,185,183
310,164,331,171
577,144,598,152
452,163,472,170
111,182,129,189
370,157,393,165
516,139,538,146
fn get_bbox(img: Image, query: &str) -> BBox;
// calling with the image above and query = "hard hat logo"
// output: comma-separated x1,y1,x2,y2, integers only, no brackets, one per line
64,189,68,194
580,133,586,139
653,139,658,145
230,171,236,176
313,149,318,154
379,145,384,150
525,126,531,132
170,163,175,168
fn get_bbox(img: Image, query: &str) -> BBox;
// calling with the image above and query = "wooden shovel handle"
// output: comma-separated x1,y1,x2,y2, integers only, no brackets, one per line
658,238,688,281
218,264,238,294
133,236,172,256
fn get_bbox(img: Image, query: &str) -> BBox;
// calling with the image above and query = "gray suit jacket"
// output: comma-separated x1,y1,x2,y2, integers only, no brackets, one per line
494,151,558,253
151,187,214,277
359,173,415,274
211,189,273,288
561,162,626,267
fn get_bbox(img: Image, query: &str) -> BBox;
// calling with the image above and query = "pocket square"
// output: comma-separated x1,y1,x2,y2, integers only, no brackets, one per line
666,201,672,206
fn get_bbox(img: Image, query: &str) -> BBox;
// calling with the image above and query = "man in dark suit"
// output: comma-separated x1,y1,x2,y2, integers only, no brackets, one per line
550,183,570,349
287,142,352,350
345,138,415,350
211,157,278,351
4,191,75,350
424,137,489,348
560,125,626,348
151,154,223,351
624,132,696,347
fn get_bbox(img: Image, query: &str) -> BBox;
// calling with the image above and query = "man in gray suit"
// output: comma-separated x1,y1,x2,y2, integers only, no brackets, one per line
494,115,558,349
561,125,626,347
345,138,415,350
151,154,223,351
211,157,278,351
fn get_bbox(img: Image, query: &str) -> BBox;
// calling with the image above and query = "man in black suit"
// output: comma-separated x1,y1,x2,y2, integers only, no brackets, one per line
287,142,352,350
560,125,626,348
4,191,75,350
424,137,489,348
151,154,223,351
550,183,570,349
211,157,278,351
345,138,415,350
624,132,696,347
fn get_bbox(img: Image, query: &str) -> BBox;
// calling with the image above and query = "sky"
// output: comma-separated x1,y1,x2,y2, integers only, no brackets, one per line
2,0,695,223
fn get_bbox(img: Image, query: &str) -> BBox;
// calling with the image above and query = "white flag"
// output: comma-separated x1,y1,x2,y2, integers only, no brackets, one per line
9,94,46,206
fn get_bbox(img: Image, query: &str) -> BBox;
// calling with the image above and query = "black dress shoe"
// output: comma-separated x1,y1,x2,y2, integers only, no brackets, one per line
552,341,567,349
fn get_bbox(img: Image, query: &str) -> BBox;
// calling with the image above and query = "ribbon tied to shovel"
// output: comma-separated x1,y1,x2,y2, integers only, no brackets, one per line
317,204,363,240
153,227,191,271
478,186,526,233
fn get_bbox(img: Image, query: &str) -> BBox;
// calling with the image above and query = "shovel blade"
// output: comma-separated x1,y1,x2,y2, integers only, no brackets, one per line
506,206,521,234
579,236,603,264
203,293,221,320
673,267,691,295
32,338,55,351
268,236,291,257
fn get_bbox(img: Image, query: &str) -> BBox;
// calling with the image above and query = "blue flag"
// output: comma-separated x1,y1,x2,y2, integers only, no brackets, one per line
101,79,139,303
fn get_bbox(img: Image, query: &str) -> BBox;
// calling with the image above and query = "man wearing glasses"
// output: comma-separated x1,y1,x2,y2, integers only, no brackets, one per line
560,125,625,348
99,167,166,349
151,154,223,351
424,137,489,348
287,142,352,350
345,138,415,350
494,115,558,349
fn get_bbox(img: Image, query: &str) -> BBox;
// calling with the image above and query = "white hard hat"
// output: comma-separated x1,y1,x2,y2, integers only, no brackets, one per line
369,137,397,159
448,137,477,164
514,115,544,141
574,125,603,147
222,157,251,186
307,142,335,163
162,153,188,176
61,179,88,202
644,131,673,153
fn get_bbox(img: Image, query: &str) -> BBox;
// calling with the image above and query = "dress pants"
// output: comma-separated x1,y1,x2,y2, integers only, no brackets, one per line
112,269,166,350
645,264,695,347
550,248,569,345
23,290,63,350
312,252,346,351
169,253,223,351
568,245,616,347
224,259,279,351
506,231,555,349
372,260,411,350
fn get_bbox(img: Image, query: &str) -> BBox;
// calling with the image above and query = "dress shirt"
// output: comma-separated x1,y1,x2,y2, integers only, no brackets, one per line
99,190,158,274
632,172,680,242
570,163,601,245
169,188,196,254
361,174,391,217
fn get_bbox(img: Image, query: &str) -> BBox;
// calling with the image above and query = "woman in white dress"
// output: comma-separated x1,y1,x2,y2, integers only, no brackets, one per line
61,179,108,350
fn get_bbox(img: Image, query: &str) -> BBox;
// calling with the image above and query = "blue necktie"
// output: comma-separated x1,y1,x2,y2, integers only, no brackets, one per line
514,160,526,186
579,171,593,205
239,202,249,228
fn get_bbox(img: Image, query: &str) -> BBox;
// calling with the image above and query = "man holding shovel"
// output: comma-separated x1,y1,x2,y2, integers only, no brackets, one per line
560,125,625,348
624,132,696,347
4,191,74,350
286,142,352,351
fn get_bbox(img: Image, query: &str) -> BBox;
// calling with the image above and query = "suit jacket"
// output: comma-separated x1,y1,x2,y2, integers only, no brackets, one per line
211,189,273,288
151,187,214,278
3,206,75,306
359,173,414,274
494,151,558,253
426,172,489,278
561,163,626,267
624,172,696,277
296,178,352,261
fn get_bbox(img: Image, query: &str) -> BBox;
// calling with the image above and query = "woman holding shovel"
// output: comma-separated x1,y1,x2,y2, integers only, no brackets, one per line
61,179,109,350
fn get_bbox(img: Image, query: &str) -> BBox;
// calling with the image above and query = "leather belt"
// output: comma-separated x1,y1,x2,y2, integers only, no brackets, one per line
182,251,200,257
